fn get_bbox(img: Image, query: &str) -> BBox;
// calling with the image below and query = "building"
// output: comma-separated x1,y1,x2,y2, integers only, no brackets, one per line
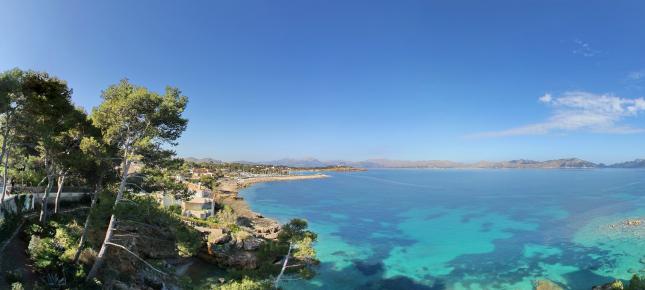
182,196,214,219
190,168,214,179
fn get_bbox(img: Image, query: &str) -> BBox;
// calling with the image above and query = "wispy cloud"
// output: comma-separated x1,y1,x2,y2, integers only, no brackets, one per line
628,70,645,81
572,39,600,57
470,91,645,138
625,70,645,91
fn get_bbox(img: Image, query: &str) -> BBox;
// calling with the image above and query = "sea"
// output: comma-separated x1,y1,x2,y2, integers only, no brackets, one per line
240,169,645,290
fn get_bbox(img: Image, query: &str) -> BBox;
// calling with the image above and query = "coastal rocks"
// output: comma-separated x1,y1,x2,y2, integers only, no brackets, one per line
207,228,231,245
624,219,643,227
203,229,265,269
591,280,624,290
243,237,263,251
533,280,563,290
252,218,280,240
200,248,258,269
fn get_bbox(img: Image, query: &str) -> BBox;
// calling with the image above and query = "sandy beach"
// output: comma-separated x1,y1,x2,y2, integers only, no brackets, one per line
214,174,329,230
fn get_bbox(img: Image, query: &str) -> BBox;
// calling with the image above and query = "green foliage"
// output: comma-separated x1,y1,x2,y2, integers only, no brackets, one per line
278,218,317,244
206,215,219,224
114,195,203,257
198,174,218,191
27,235,59,269
293,235,316,261
10,282,25,290
90,79,188,160
612,280,625,290
168,204,182,215
53,220,83,262
628,274,645,290
216,205,238,227
214,277,272,290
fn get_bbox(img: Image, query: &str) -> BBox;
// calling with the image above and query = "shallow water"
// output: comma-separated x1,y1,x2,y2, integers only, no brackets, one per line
240,169,645,290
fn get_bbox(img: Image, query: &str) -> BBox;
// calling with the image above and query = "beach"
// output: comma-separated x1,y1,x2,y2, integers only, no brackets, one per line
214,174,329,233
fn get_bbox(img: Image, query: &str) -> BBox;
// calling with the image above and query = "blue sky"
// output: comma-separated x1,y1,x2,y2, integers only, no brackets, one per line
2,1,645,163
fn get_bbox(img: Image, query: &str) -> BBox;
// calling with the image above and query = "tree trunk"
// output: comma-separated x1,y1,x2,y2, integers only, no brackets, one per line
39,174,54,223
54,172,66,214
275,242,293,287
86,157,131,280
73,176,103,263
0,144,10,214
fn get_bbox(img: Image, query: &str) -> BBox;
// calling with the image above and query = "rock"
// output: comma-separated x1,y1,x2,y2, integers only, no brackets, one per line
252,218,281,239
218,278,226,284
208,229,231,245
592,280,624,290
243,237,264,251
533,280,563,290
198,249,259,269
624,219,642,226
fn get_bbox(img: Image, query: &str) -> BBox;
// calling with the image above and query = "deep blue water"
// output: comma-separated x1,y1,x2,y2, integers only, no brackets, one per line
240,169,645,290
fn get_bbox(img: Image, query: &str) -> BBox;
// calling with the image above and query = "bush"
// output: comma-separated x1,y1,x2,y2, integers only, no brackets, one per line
216,205,237,227
214,277,272,290
628,275,645,290
114,195,203,257
168,204,182,215
11,282,25,290
27,235,60,269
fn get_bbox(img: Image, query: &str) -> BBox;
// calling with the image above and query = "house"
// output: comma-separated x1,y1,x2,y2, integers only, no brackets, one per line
182,196,214,219
190,168,214,179
186,182,212,198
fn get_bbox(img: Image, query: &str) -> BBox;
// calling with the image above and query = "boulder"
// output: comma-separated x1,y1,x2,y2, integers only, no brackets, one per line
208,228,231,245
198,249,258,269
243,237,264,251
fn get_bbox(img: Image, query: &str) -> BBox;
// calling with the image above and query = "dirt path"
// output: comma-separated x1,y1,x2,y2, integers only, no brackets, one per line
0,225,37,289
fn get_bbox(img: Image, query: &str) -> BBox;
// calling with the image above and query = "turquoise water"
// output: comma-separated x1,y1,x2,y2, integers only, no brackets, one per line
240,169,645,290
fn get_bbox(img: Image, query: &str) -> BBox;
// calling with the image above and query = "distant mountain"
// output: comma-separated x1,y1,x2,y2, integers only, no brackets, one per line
184,156,645,169
183,157,223,164
608,159,645,168
263,158,331,168
349,158,601,169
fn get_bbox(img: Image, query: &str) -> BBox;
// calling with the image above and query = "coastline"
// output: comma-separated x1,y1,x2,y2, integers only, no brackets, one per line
214,174,329,233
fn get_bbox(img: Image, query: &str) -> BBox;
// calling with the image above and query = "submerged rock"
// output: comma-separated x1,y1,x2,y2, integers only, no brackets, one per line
533,280,563,290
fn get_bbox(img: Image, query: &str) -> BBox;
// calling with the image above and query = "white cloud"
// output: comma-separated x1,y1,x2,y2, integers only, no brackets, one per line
628,70,645,81
539,93,552,103
470,91,645,138
572,39,600,57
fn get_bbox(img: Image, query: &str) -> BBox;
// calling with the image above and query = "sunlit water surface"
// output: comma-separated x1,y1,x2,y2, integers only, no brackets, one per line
240,169,645,290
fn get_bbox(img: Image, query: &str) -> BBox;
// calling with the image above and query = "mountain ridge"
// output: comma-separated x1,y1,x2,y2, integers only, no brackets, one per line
184,157,645,169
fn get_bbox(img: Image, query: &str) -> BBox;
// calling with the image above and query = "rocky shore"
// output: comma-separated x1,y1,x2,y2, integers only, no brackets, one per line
196,174,327,270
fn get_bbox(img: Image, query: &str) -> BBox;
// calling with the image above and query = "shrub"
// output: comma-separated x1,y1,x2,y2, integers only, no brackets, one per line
214,277,272,290
168,204,182,215
175,226,202,257
27,235,60,269
11,282,25,290
611,280,625,290
628,275,645,290
216,205,237,227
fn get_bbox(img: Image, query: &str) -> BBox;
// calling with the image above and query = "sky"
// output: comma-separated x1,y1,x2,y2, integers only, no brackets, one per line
2,0,645,163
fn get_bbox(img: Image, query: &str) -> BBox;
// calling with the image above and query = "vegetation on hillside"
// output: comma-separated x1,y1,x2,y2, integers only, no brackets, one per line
0,68,318,289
